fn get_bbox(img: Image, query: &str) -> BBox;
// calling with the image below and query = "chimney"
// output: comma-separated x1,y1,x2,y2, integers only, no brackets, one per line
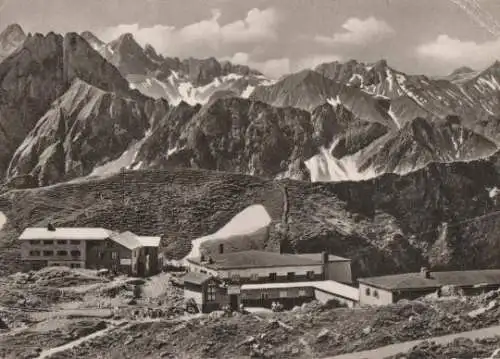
47,222,56,232
219,244,224,254
420,267,431,279
322,251,329,264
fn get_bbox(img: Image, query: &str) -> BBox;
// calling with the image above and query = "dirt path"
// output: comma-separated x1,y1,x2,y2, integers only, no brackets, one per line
34,314,203,358
325,324,500,359
36,320,129,358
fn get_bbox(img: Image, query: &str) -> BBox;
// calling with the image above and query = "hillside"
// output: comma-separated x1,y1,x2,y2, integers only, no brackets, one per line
2,154,500,277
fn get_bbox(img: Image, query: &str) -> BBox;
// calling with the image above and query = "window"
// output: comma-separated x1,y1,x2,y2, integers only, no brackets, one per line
43,240,54,245
43,250,54,256
287,272,295,281
70,250,81,257
57,240,67,245
207,284,216,302
56,250,68,256
250,273,259,281
71,263,81,268
373,290,379,298
97,251,104,259
269,273,277,282
299,289,307,297
231,274,240,282
29,250,40,256
111,252,118,260
70,240,81,245
29,240,41,245
279,291,287,298
260,292,269,300
365,287,371,296
306,271,315,280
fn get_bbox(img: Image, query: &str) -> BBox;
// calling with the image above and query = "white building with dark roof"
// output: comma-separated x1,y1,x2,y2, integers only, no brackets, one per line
184,245,358,311
19,224,160,276
358,267,500,306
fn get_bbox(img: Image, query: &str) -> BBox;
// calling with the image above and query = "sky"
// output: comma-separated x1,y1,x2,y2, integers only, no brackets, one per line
2,0,500,78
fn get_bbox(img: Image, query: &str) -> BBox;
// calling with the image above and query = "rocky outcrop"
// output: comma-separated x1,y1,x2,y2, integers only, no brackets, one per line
0,24,26,62
0,30,167,184
359,116,498,175
133,98,316,180
7,80,167,186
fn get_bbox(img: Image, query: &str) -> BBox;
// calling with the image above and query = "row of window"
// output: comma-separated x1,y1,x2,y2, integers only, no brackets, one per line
51,263,82,268
29,250,81,257
228,271,316,282
97,251,119,260
365,287,380,298
29,240,82,245
207,287,309,302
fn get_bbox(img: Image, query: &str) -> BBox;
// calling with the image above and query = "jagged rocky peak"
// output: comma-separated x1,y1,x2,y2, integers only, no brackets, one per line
144,43,164,62
220,60,263,77
62,32,132,95
0,23,26,42
182,56,223,85
80,31,105,48
111,32,142,49
450,66,475,76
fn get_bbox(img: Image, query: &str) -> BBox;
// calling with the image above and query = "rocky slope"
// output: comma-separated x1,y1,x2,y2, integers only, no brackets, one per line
358,116,498,175
2,24,500,186
132,98,316,180
0,30,168,185
3,149,500,276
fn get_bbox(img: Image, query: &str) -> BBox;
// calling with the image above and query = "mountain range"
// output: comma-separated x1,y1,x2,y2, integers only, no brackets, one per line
2,23,500,187
2,24,500,277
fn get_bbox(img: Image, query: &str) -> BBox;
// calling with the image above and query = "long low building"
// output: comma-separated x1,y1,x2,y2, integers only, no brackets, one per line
358,267,500,306
241,280,359,308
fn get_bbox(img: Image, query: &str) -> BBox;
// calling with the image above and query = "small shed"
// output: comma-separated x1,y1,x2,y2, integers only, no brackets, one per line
183,272,240,313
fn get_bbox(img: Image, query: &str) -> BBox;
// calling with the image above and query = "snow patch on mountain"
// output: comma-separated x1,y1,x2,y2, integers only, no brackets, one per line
388,107,401,129
305,141,377,182
241,85,255,98
0,212,6,231
327,95,342,109
126,71,269,106
184,204,271,260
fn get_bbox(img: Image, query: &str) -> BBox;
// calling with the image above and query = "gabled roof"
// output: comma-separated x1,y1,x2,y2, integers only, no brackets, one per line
137,236,161,247
183,271,214,285
358,269,500,292
187,250,321,270
109,231,142,250
19,227,112,241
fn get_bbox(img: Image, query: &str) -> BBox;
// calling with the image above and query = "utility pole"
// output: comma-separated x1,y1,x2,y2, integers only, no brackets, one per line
121,167,126,229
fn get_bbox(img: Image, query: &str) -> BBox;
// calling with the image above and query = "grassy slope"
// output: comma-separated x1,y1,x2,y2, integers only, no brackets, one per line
2,158,500,277
0,168,402,276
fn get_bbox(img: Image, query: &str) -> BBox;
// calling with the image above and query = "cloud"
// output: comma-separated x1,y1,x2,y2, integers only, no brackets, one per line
226,52,342,79
98,7,280,57
315,17,394,46
417,34,500,69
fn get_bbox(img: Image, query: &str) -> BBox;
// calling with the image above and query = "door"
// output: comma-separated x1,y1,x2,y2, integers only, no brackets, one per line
229,294,238,311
